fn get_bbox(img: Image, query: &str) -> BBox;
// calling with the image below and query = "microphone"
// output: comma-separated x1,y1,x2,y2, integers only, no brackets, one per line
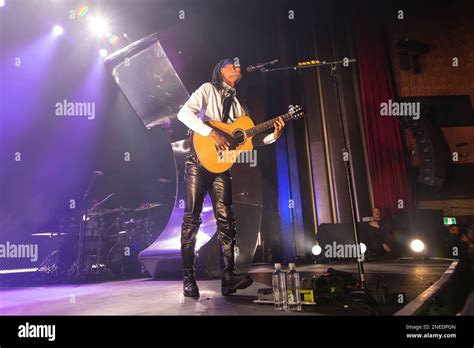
246,59,279,72
83,171,104,200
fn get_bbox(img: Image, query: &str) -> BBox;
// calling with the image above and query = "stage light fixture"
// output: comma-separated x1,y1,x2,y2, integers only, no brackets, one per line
410,239,425,253
99,48,108,57
88,15,109,37
311,244,322,256
0,267,38,275
52,25,64,36
0,0,5,8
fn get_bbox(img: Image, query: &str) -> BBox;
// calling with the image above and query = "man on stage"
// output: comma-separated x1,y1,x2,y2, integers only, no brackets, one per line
176,58,285,297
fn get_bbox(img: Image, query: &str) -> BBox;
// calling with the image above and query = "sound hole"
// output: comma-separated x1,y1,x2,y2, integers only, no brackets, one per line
232,129,245,145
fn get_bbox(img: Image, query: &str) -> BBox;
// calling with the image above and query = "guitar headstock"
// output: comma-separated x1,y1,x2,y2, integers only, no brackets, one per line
289,105,305,119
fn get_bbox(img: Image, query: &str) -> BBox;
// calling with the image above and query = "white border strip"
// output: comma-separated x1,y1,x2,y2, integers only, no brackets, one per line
395,260,459,316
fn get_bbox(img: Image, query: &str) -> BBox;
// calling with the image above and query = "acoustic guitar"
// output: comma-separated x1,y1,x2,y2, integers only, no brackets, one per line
191,105,304,173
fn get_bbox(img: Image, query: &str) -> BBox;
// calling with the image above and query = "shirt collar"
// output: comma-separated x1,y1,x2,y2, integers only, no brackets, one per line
221,81,236,96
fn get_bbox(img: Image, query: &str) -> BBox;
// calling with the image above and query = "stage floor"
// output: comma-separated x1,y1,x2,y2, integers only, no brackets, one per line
0,259,454,316
0,279,308,316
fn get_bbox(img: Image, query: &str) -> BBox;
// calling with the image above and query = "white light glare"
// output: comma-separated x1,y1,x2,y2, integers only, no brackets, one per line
53,25,64,36
311,244,322,256
410,239,425,253
99,49,108,57
89,16,109,37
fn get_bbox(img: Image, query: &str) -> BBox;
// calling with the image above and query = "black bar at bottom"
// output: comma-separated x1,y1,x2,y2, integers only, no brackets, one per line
0,315,473,346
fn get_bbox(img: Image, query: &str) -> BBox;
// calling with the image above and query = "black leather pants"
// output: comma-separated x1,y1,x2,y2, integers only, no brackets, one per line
180,154,236,274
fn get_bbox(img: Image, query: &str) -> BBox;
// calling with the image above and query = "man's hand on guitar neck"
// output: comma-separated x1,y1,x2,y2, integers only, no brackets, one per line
273,116,285,139
209,130,230,151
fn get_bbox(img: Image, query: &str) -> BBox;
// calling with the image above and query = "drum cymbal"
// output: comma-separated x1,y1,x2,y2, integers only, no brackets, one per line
86,210,110,217
87,207,130,216
107,207,131,214
134,202,161,212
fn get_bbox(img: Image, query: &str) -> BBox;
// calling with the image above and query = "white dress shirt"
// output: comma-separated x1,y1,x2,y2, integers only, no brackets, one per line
177,82,276,145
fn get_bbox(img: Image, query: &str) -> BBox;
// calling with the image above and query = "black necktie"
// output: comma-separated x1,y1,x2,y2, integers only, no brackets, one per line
222,91,234,123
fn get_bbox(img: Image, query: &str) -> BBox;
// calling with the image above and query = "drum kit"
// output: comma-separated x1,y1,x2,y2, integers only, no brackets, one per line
34,199,162,283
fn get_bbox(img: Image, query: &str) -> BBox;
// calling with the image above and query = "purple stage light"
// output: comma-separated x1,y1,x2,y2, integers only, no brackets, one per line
99,48,108,57
52,25,64,36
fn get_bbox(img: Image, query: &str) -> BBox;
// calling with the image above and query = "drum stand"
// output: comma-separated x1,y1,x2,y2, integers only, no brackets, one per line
36,226,68,282
67,209,113,282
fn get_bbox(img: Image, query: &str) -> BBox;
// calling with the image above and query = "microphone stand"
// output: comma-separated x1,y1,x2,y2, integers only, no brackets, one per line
83,172,100,201
260,59,369,291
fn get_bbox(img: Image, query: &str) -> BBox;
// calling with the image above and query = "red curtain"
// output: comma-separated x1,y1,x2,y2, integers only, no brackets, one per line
354,7,410,217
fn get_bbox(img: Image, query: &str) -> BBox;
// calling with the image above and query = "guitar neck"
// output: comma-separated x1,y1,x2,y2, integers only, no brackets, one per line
245,112,293,137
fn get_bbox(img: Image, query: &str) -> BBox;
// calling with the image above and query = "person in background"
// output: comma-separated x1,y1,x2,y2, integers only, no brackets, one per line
443,224,469,260
466,224,474,276
366,207,392,258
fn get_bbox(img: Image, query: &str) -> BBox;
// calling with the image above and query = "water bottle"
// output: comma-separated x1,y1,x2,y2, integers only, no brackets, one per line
286,263,302,311
272,263,287,311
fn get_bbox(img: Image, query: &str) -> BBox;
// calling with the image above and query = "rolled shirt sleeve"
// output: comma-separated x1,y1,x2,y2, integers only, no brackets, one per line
177,83,213,136
263,133,277,145
252,132,277,147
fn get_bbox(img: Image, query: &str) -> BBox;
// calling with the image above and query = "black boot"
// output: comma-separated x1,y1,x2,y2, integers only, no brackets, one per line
221,244,253,296
182,243,199,297
183,268,199,297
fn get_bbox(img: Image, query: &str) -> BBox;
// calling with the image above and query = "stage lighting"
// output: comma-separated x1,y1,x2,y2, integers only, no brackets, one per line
410,239,425,253
0,0,5,8
99,49,108,57
52,25,64,36
311,244,322,256
88,16,109,37
0,268,38,275
360,243,367,254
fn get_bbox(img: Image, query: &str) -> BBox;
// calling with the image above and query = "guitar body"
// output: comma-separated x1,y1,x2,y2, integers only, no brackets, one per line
191,115,255,173
190,106,304,173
